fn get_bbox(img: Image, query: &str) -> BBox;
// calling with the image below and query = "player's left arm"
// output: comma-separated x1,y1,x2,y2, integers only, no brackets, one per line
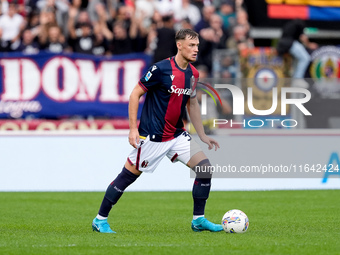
186,97,220,151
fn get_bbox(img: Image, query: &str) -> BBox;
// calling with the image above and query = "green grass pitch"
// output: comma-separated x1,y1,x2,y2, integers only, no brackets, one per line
0,190,339,255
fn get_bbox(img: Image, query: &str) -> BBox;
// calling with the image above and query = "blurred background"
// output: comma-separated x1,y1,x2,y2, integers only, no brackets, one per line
0,0,339,131
0,0,340,191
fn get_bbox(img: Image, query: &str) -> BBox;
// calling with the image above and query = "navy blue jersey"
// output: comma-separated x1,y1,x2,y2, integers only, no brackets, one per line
138,57,199,142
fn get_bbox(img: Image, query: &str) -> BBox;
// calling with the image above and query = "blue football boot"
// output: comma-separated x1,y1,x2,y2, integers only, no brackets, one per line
191,217,223,232
92,218,116,233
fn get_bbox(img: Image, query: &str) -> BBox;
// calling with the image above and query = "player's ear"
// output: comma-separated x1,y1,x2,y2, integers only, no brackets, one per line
176,41,182,50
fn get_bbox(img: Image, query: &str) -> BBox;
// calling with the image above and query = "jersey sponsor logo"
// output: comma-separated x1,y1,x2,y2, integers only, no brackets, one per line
151,65,157,72
170,75,175,81
168,85,192,96
145,71,152,81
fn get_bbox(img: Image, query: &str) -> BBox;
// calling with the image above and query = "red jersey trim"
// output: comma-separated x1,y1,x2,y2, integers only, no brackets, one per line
138,81,148,92
127,157,134,165
171,153,178,162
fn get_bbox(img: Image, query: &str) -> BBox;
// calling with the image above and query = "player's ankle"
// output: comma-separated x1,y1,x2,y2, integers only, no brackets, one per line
96,214,108,220
193,215,204,220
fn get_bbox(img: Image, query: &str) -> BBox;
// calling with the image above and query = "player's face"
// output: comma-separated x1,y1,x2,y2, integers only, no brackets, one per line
179,36,199,63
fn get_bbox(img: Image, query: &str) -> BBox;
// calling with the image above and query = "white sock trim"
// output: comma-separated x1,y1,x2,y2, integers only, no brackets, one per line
96,214,108,220
193,215,204,220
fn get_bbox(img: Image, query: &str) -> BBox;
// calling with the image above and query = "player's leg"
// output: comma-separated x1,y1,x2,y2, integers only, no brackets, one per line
93,136,171,233
92,161,141,233
96,162,141,219
167,133,223,232
188,152,223,232
187,151,211,218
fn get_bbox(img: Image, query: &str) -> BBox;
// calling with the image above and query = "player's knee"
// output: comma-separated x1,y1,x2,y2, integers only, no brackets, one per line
192,158,212,179
124,161,142,176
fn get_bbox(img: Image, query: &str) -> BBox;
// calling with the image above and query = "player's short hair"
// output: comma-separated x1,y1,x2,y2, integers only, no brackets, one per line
175,29,198,41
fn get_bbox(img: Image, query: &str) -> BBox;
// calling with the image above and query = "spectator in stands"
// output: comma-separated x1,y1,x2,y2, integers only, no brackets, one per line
87,0,114,27
194,5,215,33
26,10,40,31
39,4,57,26
40,24,70,53
37,0,69,34
36,7,55,44
108,20,133,55
181,17,193,30
197,64,210,79
0,0,254,61
129,10,148,53
196,14,229,73
1,0,26,17
92,23,110,56
155,0,181,17
0,2,26,52
144,21,157,55
209,14,229,47
190,0,204,10
235,7,249,33
144,10,164,55
220,55,237,78
76,8,91,23
36,5,58,43
217,0,236,30
113,4,133,28
99,3,150,55
276,19,313,83
135,0,155,23
227,24,253,51
87,0,104,24
68,7,96,54
17,28,40,54
71,0,89,10
151,10,163,29
175,0,201,27
152,14,177,63
70,8,92,31
90,7,117,56
71,21,95,54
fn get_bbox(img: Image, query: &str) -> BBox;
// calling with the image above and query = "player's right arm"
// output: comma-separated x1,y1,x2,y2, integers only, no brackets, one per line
129,64,160,148
128,84,146,148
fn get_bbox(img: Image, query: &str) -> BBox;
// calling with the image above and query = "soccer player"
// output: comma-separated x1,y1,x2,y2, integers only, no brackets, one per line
92,29,223,233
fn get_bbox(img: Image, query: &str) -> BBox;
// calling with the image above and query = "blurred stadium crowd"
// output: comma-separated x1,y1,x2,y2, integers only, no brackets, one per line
0,0,253,73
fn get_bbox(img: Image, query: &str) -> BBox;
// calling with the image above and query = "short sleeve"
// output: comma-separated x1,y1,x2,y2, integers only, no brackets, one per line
190,76,199,98
139,64,161,92
191,88,197,98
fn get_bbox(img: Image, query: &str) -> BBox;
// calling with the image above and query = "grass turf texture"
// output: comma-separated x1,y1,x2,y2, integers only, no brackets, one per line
0,190,339,255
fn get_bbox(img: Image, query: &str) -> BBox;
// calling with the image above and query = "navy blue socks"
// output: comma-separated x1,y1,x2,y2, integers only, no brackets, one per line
98,167,139,217
192,159,212,216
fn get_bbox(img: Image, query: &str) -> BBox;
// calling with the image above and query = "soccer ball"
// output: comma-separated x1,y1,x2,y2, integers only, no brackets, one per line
222,209,249,233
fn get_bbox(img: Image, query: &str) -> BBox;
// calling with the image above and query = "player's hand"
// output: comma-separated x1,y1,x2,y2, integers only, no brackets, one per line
129,128,140,149
200,135,220,151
